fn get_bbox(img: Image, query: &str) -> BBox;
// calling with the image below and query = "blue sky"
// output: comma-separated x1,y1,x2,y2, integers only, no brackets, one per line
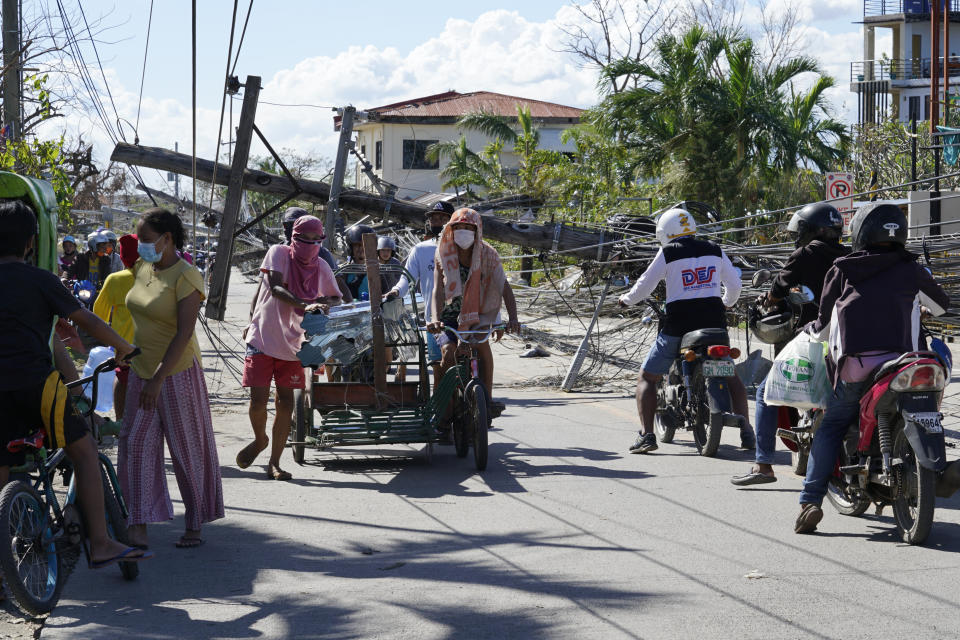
43,1,875,189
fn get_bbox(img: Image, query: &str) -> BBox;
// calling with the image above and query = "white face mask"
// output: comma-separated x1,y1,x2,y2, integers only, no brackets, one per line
453,229,475,249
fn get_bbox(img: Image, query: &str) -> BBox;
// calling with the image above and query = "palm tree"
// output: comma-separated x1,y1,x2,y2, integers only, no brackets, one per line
457,105,544,194
425,136,494,200
593,25,850,217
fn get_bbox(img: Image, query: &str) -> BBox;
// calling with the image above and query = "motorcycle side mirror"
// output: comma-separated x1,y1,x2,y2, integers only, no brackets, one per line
752,269,772,287
787,285,815,306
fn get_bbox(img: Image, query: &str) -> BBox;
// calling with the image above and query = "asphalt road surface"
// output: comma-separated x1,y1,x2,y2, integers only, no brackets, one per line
40,274,960,640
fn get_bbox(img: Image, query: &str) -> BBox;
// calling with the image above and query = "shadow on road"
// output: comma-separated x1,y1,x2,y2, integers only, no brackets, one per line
45,518,658,640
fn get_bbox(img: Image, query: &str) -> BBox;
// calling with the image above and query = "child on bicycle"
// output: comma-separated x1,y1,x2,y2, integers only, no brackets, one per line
0,200,152,568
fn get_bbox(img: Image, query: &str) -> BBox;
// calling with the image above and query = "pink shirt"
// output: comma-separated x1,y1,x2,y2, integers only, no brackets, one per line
245,245,317,362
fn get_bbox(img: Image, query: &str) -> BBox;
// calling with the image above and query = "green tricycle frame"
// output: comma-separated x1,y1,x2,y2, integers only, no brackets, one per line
290,260,486,469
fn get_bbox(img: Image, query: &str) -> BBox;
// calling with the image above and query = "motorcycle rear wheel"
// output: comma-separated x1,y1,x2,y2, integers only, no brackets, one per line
892,429,936,545
826,475,870,516
653,381,676,444
691,374,721,457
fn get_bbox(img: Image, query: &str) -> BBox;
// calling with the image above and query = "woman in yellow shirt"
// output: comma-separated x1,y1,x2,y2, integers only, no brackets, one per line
92,234,139,420
120,208,223,550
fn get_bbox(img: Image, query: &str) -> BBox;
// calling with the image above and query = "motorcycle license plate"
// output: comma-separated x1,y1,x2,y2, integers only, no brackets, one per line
702,360,735,378
910,412,943,434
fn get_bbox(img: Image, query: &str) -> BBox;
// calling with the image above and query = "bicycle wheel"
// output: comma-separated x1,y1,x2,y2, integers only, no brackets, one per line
101,470,138,581
452,386,469,459
293,387,312,465
468,381,489,471
0,481,63,616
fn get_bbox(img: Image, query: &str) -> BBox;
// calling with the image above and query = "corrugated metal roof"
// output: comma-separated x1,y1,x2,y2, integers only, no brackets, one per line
367,91,583,120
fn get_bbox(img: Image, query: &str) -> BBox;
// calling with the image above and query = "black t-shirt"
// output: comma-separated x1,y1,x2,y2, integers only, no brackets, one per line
0,262,81,390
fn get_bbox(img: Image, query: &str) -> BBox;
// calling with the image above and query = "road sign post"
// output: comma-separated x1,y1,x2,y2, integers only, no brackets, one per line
826,172,855,233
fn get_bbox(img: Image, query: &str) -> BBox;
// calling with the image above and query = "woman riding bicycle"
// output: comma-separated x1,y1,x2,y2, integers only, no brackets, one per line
427,208,520,422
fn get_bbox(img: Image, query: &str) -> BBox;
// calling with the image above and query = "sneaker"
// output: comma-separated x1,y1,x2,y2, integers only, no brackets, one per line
794,503,823,534
629,433,658,454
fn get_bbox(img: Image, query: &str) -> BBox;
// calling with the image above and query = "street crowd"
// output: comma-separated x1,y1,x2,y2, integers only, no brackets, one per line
1,192,955,593
0,198,520,570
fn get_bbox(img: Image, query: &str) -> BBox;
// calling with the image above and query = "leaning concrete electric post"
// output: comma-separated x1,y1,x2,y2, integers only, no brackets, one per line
326,106,355,251
205,75,260,321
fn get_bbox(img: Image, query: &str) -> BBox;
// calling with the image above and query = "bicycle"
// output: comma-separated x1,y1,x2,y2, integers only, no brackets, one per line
0,349,141,616
432,324,506,472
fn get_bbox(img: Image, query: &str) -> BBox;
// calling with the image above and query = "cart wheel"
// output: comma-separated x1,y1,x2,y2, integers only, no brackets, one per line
467,381,489,471
293,387,311,465
452,386,469,458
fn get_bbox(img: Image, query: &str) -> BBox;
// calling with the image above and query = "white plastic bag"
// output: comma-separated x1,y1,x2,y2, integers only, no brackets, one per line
764,332,831,409
81,346,115,413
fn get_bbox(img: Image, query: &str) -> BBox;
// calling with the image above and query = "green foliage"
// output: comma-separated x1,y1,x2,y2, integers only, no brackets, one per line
592,25,850,220
0,75,74,221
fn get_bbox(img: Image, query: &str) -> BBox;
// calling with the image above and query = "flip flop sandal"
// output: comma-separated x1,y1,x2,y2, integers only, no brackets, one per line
730,472,777,486
268,468,293,481
176,537,204,549
89,546,155,569
235,443,263,469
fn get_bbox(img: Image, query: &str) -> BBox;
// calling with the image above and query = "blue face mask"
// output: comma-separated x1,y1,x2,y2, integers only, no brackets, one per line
138,238,164,263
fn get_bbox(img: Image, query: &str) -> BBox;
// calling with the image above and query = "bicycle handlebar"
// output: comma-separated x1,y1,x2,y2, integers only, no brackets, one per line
66,347,142,391
419,324,508,344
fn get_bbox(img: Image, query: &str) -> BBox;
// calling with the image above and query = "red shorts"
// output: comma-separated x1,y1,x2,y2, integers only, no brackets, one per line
242,353,306,389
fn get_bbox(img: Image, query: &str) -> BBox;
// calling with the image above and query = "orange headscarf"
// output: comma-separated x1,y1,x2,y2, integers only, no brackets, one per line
434,208,506,328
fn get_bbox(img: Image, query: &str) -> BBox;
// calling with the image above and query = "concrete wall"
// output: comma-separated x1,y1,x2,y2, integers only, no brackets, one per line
908,189,960,236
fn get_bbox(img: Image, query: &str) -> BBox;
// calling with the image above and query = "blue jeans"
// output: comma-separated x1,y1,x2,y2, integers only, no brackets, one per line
754,376,778,465
798,380,867,506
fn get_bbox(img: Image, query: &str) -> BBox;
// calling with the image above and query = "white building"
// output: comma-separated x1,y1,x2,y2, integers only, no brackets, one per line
852,1,960,124
335,91,583,199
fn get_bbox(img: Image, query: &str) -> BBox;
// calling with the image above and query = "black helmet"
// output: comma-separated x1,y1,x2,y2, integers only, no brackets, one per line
849,203,907,252
787,203,843,248
750,308,795,345
345,224,375,246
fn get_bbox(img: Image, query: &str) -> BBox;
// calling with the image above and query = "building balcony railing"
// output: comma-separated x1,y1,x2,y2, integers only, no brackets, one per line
851,56,960,82
865,0,960,16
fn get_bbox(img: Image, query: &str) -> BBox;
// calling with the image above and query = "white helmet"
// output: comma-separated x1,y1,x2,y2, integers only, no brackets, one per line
101,229,117,243
655,208,697,246
87,231,108,252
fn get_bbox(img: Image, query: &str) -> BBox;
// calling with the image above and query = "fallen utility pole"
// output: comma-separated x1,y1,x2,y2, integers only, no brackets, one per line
111,144,623,260
206,75,260,320
326,106,355,250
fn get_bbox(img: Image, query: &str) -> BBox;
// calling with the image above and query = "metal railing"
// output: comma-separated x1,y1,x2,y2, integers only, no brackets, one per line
865,1,960,16
851,56,960,82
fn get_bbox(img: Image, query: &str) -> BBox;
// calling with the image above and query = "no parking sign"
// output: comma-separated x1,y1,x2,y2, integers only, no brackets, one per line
825,172,855,232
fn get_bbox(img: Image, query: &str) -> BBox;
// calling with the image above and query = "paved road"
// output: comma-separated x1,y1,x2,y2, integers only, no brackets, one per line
42,275,960,640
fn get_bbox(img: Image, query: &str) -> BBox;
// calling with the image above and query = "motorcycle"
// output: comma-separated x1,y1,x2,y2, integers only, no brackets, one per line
825,325,956,545
749,269,821,475
69,279,97,310
644,299,745,457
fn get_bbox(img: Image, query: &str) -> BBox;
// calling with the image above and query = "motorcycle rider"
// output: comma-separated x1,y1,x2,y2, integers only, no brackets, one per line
99,228,125,274
794,203,949,534
731,203,850,485
619,208,752,454
66,230,112,290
